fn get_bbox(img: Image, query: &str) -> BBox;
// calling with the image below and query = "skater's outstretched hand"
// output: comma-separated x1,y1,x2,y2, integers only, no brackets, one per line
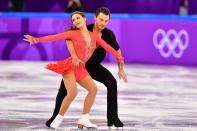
23,35,35,45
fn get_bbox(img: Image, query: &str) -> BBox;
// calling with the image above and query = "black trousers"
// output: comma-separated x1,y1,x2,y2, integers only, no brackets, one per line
49,63,118,122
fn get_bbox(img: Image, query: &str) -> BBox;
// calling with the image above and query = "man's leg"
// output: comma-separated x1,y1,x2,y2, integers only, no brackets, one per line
45,79,67,127
86,64,123,127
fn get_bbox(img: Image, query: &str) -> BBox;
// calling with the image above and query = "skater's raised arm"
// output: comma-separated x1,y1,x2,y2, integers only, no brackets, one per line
23,31,73,45
95,34,124,63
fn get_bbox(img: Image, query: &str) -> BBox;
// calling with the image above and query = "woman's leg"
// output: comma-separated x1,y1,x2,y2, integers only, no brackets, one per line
77,74,97,129
78,75,97,114
50,72,77,129
59,72,78,115
45,79,67,127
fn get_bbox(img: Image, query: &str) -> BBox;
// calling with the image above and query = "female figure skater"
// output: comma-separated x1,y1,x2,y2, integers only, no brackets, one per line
23,11,123,129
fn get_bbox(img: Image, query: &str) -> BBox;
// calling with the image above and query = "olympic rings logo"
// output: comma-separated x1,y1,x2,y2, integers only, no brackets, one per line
153,29,189,58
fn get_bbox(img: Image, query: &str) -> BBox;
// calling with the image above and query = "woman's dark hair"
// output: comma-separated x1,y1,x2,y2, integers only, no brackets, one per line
71,11,86,19
66,11,86,31
95,7,110,18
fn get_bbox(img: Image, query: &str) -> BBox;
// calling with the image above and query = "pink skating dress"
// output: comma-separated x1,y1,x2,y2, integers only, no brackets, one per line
32,30,123,81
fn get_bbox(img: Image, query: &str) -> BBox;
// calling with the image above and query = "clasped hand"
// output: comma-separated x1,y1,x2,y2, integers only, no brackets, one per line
72,57,84,67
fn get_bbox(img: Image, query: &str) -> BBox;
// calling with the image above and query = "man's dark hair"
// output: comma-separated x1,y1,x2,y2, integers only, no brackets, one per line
96,7,110,18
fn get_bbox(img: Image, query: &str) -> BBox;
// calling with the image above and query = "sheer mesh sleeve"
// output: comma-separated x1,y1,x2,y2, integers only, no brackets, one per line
95,34,124,62
32,31,73,44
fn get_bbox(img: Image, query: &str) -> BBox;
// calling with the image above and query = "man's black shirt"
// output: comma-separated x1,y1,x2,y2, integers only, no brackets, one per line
86,24,120,65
